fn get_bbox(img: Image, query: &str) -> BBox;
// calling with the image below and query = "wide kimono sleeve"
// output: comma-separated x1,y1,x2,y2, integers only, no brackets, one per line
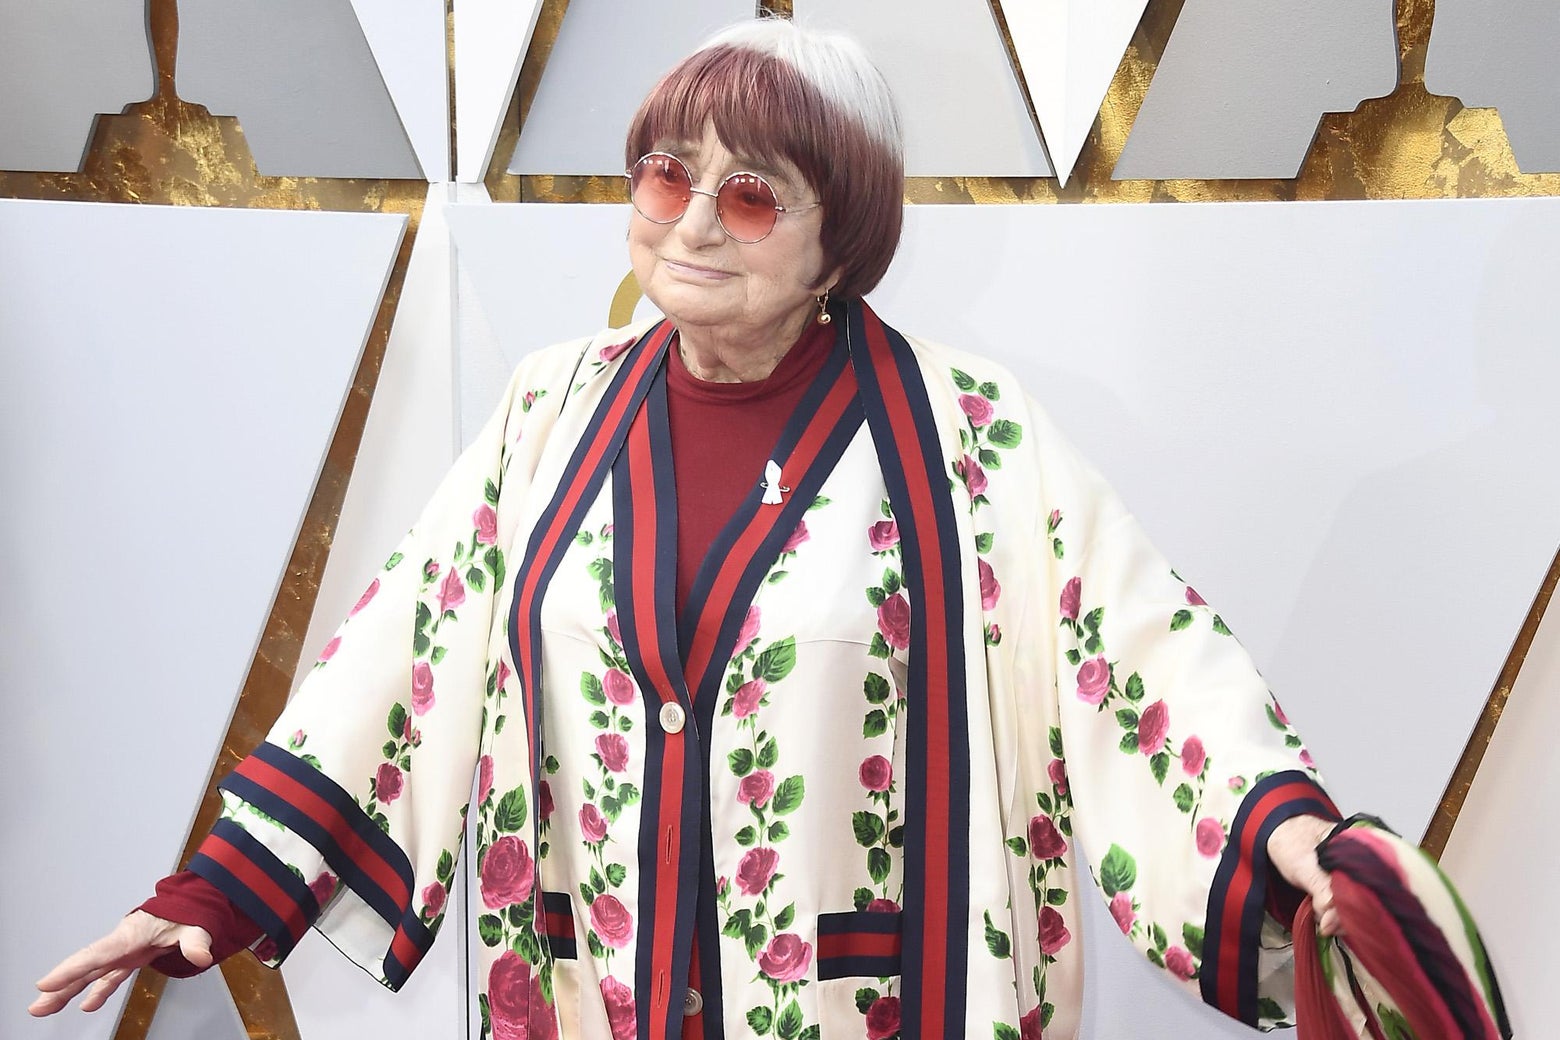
1022,393,1339,1031
184,338,589,990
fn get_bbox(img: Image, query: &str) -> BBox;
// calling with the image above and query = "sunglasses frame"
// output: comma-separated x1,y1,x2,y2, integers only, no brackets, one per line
626,151,821,244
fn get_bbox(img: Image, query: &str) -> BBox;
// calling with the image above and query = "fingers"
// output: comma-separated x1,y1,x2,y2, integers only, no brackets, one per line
79,967,136,1014
34,929,133,993
28,965,112,1017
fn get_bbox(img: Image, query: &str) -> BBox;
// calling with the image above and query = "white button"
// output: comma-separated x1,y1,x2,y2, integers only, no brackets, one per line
683,988,703,1016
659,702,686,734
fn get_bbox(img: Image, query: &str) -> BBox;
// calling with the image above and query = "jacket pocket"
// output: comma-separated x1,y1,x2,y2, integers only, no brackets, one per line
816,909,902,979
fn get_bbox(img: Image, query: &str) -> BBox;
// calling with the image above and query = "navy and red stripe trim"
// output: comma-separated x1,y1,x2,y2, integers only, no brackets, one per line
540,891,578,960
817,910,903,980
203,742,435,986
1201,769,1338,1024
850,300,971,1038
613,366,704,1040
503,321,672,1005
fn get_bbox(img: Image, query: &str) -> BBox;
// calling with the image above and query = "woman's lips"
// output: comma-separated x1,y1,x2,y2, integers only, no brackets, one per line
663,258,733,280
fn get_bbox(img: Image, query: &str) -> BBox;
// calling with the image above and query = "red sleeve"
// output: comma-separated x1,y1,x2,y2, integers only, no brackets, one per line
137,870,264,978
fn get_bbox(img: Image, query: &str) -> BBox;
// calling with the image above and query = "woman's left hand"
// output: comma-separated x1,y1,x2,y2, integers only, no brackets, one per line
1266,814,1341,937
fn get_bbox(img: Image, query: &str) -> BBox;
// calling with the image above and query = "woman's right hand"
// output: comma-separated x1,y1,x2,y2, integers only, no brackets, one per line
29,910,213,1017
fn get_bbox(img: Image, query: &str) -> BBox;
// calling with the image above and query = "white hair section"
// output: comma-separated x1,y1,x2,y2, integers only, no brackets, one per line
698,17,904,161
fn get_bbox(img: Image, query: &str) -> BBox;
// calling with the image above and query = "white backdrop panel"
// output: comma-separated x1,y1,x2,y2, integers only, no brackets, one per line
1,199,404,1040
447,197,1557,1037
349,0,453,181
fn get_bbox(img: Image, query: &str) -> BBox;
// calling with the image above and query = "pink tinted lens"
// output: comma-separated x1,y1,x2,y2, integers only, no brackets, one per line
631,154,691,222
716,173,779,242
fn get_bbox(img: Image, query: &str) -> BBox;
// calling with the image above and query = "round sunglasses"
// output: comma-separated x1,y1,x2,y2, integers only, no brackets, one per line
626,152,821,244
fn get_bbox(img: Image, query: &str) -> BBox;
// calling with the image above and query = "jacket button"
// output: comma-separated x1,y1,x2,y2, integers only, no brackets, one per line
683,988,703,1016
659,702,686,734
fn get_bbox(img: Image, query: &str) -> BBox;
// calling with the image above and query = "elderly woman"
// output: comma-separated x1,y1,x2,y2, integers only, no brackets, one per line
31,19,1503,1040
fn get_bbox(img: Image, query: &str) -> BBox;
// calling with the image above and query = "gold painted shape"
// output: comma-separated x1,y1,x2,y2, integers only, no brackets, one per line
608,270,645,328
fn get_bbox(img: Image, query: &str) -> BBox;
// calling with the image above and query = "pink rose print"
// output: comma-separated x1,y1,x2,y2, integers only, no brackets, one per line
988,623,1002,643
488,950,557,1040
402,717,420,747
318,636,341,663
496,658,512,692
1109,892,1135,934
1228,776,1247,793
289,729,307,750
1020,1006,1044,1040
603,668,636,707
595,733,630,773
737,769,776,807
599,337,633,362
781,520,810,553
959,392,994,427
1272,699,1290,725
1181,735,1206,776
1075,655,1110,705
477,755,494,806
859,755,893,792
1047,508,1061,530
866,898,900,913
1059,576,1081,621
606,610,622,645
1138,699,1170,755
1038,905,1071,956
732,678,767,719
600,976,635,1040
877,592,912,650
736,847,779,896
1028,814,1068,860
412,661,436,715
438,567,466,613
1185,585,1207,607
1164,945,1197,980
733,606,762,656
958,454,989,496
1047,758,1069,796
758,932,813,983
308,872,337,907
422,880,446,917
868,519,899,551
522,391,537,411
375,762,403,803
865,995,902,1040
1196,817,1225,858
978,558,1001,611
424,560,440,580
539,779,555,821
590,893,634,948
480,835,534,909
350,578,379,617
579,803,608,844
1299,748,1315,769
473,504,498,546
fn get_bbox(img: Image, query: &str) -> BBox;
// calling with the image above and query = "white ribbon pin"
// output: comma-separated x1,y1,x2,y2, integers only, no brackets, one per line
761,459,790,505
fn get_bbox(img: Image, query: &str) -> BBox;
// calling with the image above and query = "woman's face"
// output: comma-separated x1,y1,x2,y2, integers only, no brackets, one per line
629,124,837,342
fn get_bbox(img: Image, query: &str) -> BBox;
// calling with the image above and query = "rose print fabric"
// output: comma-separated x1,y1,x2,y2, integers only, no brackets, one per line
188,301,1378,1039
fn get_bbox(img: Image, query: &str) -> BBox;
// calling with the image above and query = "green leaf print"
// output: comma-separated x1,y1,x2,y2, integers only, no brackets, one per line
1257,997,1288,1024
478,914,503,947
975,532,995,553
993,1025,1021,1040
978,381,1001,400
983,910,1012,958
729,748,755,776
495,786,527,833
387,703,408,740
735,826,757,846
863,709,888,738
1125,672,1145,702
772,776,805,815
863,673,891,704
853,887,874,911
853,811,886,847
757,738,779,768
754,638,797,683
581,673,606,705
1049,726,1064,758
951,368,977,391
384,551,404,571
987,419,1023,448
1005,836,1027,856
1100,845,1138,897
1150,752,1170,786
768,822,790,842
466,566,486,592
1182,924,1205,959
484,479,500,505
1118,732,1139,754
1212,614,1232,636
1115,708,1139,729
855,988,878,1014
1173,784,1195,813
437,850,455,883
747,1007,774,1035
607,863,627,887
1170,609,1194,632
776,1001,804,1040
486,546,505,588
867,846,892,884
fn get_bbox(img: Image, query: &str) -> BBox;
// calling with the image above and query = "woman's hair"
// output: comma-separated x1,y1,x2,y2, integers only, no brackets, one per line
625,18,905,299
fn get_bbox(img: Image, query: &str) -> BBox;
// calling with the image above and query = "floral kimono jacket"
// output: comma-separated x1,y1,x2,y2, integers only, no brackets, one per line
191,301,1341,1040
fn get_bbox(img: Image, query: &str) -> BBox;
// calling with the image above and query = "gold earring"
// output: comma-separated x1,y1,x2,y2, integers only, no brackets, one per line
816,289,832,325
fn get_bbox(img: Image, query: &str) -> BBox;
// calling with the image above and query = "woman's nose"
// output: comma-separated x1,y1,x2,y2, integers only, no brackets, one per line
676,186,726,246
